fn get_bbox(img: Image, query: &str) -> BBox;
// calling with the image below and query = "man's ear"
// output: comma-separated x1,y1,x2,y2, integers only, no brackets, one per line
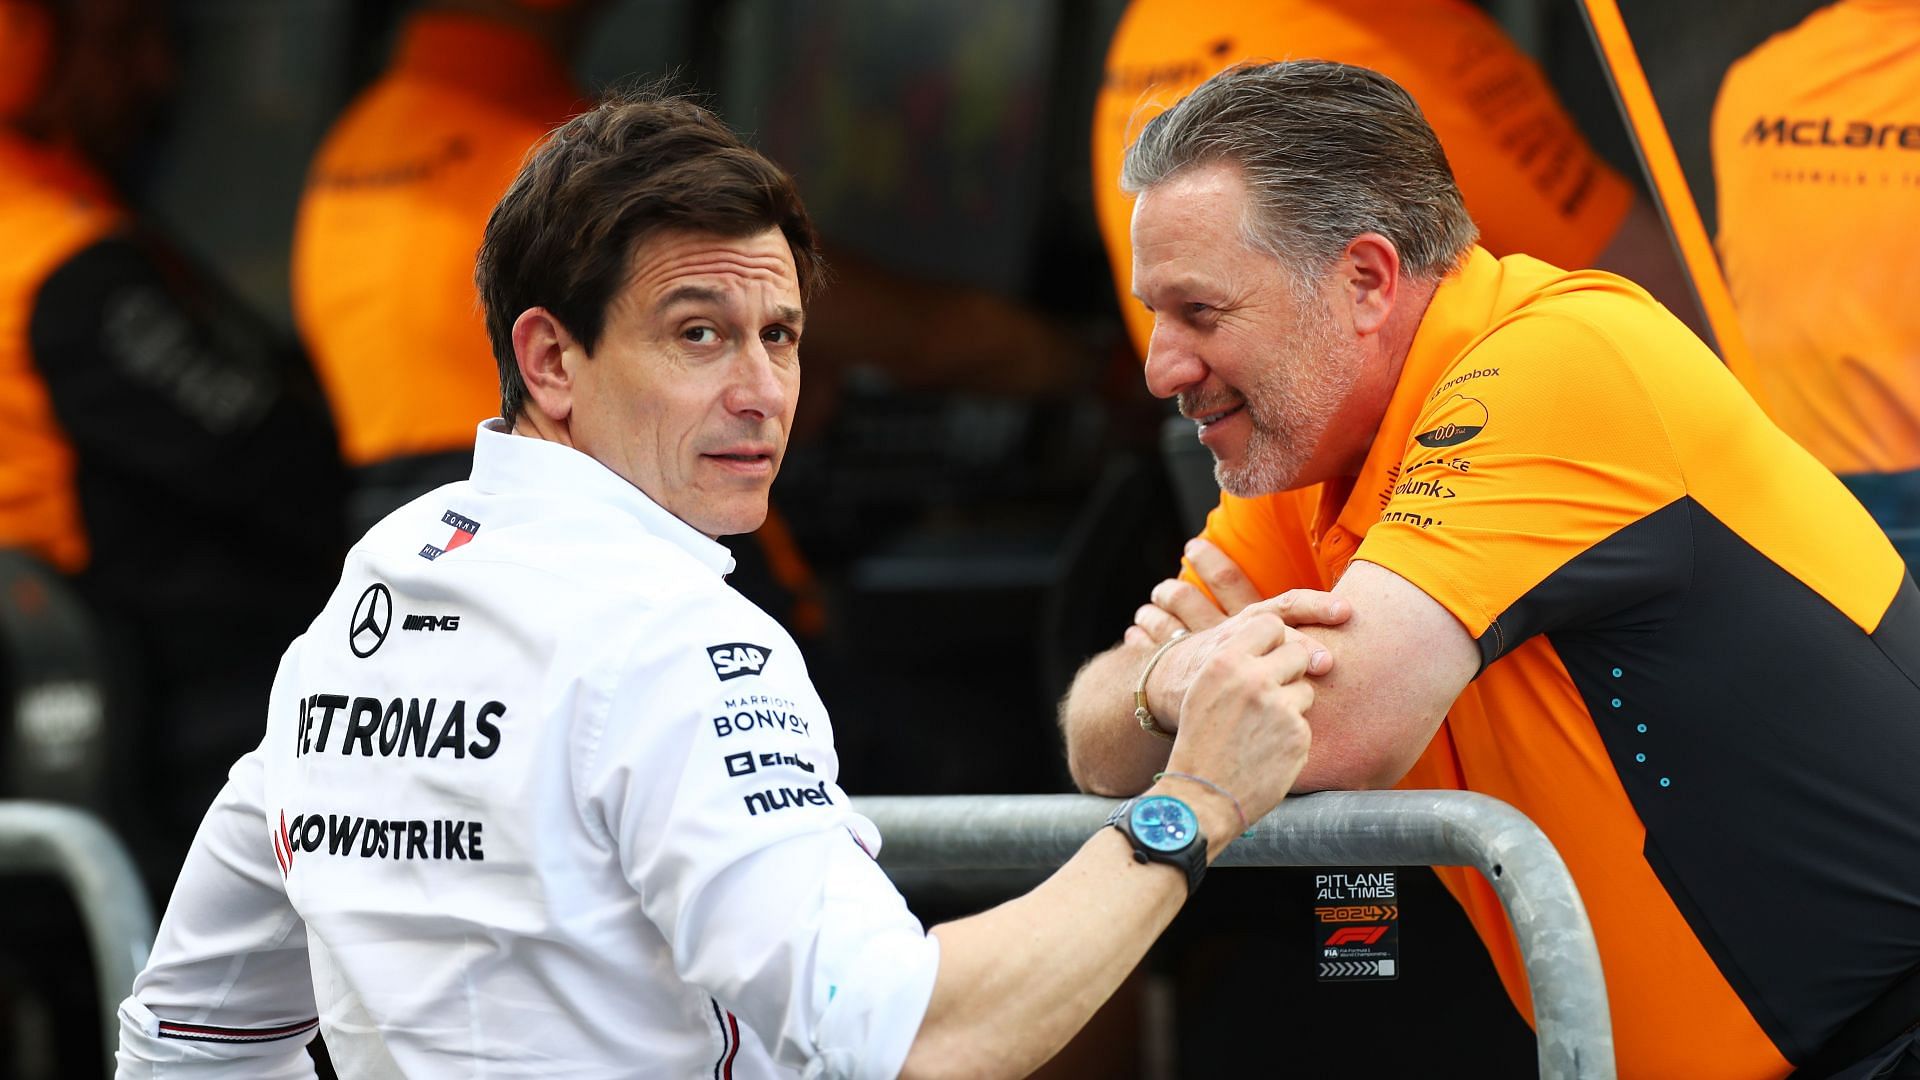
1338,232,1402,337
512,307,581,425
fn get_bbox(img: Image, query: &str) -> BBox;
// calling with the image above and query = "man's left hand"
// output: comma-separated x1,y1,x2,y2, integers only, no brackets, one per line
1125,538,1266,647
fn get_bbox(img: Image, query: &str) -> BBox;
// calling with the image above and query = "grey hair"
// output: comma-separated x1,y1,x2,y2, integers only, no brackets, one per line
1120,60,1479,282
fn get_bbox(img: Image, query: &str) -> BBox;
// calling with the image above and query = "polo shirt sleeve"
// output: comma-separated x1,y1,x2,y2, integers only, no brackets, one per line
576,593,937,1080
1352,301,1689,669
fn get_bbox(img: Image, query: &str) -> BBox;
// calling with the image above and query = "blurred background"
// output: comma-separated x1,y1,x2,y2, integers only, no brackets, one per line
7,0,1878,1075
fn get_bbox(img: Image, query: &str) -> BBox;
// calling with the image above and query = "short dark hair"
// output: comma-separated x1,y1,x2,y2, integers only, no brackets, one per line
1121,61,1478,282
476,88,823,423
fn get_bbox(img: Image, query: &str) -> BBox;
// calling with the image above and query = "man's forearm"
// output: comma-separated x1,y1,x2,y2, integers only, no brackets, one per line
1059,641,1174,796
899,785,1241,1080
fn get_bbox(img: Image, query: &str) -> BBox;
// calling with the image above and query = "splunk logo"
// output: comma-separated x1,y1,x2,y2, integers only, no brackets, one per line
743,779,833,817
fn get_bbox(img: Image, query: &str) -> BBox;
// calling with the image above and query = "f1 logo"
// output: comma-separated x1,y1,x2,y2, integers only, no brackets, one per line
707,642,772,681
1325,925,1390,947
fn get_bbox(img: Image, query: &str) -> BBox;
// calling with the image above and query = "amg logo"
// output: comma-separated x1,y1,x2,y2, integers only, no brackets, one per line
402,614,460,632
743,779,833,816
1745,116,1920,150
707,642,772,681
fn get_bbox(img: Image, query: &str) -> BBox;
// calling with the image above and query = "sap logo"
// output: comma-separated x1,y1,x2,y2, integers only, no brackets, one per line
722,750,817,778
707,642,772,681
743,780,833,817
401,614,460,632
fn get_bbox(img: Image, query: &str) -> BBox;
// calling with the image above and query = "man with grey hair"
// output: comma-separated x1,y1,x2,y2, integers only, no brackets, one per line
1062,60,1920,1079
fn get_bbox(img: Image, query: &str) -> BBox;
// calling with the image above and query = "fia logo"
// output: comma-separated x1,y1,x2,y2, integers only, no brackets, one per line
706,642,772,681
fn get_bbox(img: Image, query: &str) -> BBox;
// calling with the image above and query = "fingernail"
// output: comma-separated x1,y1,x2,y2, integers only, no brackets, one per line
1311,649,1331,672
1183,539,1200,557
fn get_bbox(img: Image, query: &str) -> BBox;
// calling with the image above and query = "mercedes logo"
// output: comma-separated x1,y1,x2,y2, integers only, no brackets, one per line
349,583,393,658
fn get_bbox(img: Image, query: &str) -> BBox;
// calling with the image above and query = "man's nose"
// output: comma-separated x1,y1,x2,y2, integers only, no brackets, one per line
725,339,790,421
1142,325,1206,400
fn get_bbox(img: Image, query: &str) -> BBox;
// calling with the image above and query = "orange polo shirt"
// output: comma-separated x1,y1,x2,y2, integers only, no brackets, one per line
1093,0,1634,356
292,13,581,467
1710,0,1920,477
0,130,123,570
1184,248,1920,1078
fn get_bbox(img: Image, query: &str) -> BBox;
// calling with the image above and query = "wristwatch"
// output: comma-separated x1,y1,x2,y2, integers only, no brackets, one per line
1106,795,1208,895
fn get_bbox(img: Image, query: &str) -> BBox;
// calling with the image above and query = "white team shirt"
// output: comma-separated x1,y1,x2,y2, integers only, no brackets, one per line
115,421,940,1078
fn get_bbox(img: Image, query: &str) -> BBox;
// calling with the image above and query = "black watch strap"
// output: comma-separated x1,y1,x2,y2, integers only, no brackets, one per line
1107,796,1208,895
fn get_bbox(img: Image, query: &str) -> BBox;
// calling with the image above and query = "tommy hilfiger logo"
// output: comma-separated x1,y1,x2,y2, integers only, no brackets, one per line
420,510,481,561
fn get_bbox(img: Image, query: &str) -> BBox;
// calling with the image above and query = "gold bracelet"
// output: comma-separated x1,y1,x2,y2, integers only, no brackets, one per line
1133,630,1189,742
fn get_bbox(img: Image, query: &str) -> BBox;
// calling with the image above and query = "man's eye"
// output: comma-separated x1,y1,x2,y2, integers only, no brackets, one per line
684,326,719,344
764,327,796,346
1187,302,1212,316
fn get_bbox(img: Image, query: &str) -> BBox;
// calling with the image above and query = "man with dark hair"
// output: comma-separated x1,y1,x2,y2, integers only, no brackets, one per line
1062,60,1920,1079
116,90,1320,1078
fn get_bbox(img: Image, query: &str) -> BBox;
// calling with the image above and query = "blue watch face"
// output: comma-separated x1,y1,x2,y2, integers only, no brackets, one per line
1129,796,1198,853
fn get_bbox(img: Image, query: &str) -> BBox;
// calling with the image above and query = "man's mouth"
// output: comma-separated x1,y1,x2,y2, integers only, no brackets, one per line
702,447,778,473
1187,402,1245,430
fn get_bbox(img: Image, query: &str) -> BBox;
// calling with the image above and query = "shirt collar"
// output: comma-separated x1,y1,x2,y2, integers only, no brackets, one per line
469,420,737,577
1331,246,1505,540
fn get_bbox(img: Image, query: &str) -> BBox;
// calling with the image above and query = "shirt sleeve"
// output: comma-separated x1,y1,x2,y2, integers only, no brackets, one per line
577,597,939,1080
115,745,321,1078
1353,299,1689,669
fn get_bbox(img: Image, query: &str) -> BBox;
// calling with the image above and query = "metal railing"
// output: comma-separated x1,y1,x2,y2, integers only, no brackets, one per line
0,791,1609,1078
858,789,1614,1080
0,801,156,1078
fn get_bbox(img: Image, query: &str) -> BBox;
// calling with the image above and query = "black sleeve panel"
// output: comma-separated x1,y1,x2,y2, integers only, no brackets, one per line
27,232,345,629
1475,496,1694,670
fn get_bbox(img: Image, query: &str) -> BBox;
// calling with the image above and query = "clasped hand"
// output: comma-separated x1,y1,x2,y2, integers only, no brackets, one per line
1129,538,1349,733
